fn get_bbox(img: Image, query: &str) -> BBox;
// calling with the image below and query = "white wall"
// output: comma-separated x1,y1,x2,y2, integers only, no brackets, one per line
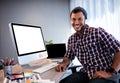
0,0,71,62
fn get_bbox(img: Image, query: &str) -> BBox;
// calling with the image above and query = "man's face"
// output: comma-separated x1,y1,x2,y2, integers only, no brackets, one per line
71,12,85,32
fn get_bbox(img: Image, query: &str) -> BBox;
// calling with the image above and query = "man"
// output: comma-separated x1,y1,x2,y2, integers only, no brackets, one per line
55,6,120,83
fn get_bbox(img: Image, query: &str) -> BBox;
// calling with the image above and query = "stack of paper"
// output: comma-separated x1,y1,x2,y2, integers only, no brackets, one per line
26,79,55,83
3,72,55,83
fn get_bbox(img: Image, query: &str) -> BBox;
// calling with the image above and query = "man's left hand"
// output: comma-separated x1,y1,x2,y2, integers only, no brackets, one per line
93,71,114,79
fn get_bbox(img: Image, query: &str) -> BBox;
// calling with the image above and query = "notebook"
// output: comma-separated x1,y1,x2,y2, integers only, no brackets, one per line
46,43,66,59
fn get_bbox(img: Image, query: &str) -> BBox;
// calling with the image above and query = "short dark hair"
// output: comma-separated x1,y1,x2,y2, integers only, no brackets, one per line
70,6,87,19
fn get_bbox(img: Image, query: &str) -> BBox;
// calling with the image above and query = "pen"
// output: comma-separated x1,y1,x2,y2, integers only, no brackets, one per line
0,59,5,66
10,58,15,65
5,57,9,66
8,59,11,66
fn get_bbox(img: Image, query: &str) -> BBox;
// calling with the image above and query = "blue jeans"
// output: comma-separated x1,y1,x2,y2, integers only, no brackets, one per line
59,72,115,83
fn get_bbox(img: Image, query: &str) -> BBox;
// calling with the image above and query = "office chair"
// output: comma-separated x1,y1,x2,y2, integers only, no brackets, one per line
68,66,120,83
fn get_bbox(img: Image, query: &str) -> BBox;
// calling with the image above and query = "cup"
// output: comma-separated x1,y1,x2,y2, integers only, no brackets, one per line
4,66,12,75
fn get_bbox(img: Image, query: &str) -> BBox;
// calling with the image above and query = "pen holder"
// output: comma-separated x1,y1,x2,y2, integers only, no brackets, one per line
0,65,4,81
4,65,12,75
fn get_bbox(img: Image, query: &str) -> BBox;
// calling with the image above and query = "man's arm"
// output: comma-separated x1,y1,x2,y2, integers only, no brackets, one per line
55,56,70,72
111,51,120,72
93,51,120,78
61,56,71,65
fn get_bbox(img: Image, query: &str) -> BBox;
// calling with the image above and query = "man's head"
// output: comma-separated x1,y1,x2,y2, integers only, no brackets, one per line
70,7,87,32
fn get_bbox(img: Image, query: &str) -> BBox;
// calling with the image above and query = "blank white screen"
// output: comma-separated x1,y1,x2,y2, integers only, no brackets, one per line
13,25,45,55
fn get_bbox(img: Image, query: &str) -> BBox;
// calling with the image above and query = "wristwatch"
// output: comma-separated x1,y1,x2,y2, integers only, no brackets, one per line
107,67,118,74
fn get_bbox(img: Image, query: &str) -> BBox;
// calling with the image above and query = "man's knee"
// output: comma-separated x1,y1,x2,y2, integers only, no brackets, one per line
59,72,89,83
89,78,114,83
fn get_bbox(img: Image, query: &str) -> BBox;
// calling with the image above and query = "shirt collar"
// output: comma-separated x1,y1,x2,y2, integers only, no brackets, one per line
83,24,89,36
75,24,89,37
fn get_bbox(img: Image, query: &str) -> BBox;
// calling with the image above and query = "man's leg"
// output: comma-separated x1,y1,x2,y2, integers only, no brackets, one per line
59,72,89,83
89,78,115,83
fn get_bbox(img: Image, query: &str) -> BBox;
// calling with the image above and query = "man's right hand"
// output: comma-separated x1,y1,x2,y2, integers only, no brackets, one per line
55,56,70,72
55,63,67,72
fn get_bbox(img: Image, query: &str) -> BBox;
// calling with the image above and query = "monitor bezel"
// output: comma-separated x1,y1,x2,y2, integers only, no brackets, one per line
10,23,46,56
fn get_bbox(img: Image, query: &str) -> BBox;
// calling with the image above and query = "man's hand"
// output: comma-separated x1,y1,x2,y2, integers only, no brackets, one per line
93,71,114,79
55,63,67,72
55,56,70,72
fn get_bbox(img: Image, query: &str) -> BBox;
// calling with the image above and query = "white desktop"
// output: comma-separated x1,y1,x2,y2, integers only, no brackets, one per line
9,23,52,67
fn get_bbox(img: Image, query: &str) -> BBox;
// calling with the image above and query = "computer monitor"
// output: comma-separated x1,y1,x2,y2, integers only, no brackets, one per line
9,23,48,66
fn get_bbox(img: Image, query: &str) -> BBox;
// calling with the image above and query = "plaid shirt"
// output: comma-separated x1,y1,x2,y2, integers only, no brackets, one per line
65,24,120,79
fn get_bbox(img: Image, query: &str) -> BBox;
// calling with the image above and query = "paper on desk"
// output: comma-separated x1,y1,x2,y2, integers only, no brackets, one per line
38,79,55,83
26,79,55,83
3,78,7,83
12,64,23,74
3,77,55,83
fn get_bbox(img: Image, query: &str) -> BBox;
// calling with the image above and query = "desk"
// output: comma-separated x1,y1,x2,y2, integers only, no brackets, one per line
0,57,81,83
0,64,64,83
23,65,64,83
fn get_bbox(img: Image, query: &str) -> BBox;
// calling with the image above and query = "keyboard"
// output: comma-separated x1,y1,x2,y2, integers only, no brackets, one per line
29,58,52,67
33,62,58,73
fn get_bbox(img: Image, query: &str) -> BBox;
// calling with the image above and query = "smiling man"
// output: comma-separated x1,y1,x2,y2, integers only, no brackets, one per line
55,6,120,83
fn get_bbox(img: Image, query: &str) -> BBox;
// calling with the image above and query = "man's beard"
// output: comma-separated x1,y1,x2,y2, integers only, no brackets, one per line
74,24,84,32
